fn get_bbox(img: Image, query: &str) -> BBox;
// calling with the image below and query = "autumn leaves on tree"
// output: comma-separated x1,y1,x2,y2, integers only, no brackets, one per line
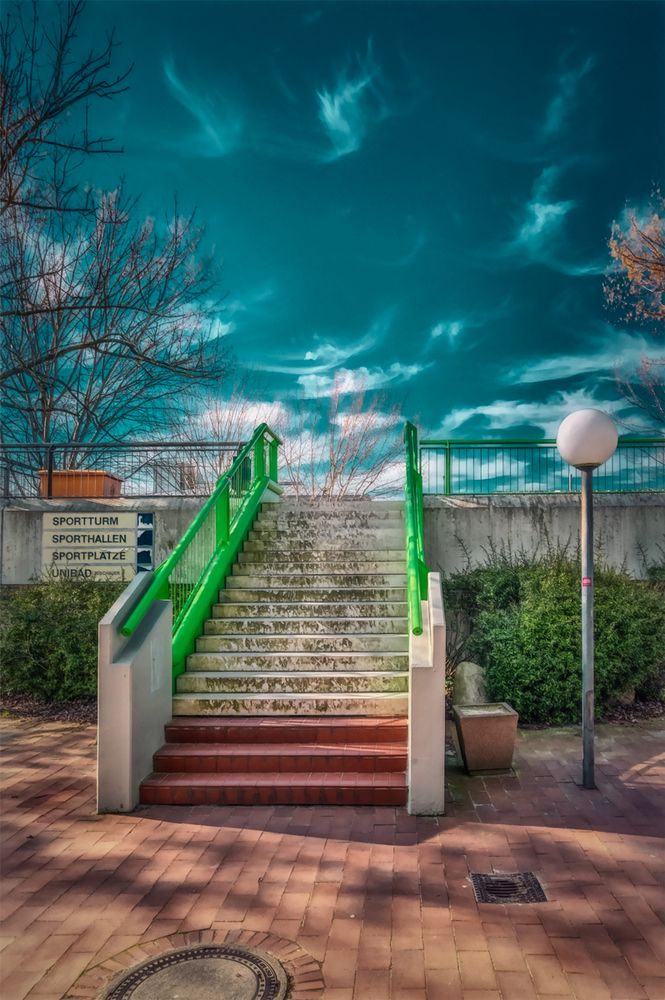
606,192,665,424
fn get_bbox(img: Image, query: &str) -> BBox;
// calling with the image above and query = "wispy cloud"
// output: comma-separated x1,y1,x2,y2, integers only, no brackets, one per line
516,165,576,250
247,314,390,376
162,42,401,166
224,283,277,319
317,44,390,160
435,389,627,439
481,163,606,275
303,333,375,368
208,316,235,338
428,298,514,350
506,328,656,385
458,47,596,166
430,320,464,345
542,55,595,140
163,57,243,157
297,362,424,398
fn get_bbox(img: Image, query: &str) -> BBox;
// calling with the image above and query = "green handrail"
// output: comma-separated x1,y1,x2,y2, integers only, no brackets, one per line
404,421,430,636
121,422,282,683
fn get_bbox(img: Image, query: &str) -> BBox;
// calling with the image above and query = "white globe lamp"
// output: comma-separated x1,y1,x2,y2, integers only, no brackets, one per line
556,409,618,470
556,408,618,790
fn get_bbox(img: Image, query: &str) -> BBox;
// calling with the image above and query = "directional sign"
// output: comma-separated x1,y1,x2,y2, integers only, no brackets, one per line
42,512,154,581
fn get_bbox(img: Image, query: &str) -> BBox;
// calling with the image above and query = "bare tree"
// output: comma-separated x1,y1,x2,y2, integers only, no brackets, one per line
606,192,665,424
0,2,231,462
280,382,404,498
170,379,405,499
166,379,286,491
1,187,230,449
175,377,286,447
1,0,129,216
615,357,665,426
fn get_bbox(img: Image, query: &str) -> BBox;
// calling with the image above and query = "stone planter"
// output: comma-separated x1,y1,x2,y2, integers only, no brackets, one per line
452,702,518,773
39,469,122,498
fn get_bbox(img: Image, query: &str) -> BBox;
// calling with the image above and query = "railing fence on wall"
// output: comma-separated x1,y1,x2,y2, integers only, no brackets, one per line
420,438,665,495
0,441,244,499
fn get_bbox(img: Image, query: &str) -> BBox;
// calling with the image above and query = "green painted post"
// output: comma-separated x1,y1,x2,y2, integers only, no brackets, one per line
254,434,265,482
216,482,229,546
269,438,279,482
444,443,452,496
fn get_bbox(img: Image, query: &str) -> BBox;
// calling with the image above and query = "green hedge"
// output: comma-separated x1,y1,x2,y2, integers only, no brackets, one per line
0,580,124,700
443,559,665,724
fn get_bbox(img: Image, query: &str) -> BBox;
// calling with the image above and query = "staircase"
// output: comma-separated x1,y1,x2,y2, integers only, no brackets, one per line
140,500,409,806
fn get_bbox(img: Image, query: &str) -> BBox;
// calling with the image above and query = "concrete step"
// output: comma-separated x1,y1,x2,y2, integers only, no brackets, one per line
186,651,408,671
227,572,407,588
239,552,406,576
139,770,407,806
219,586,407,603
212,600,408,618
244,538,404,553
238,547,406,573
153,741,407,773
248,527,405,545
163,716,408,744
196,633,408,653
254,524,404,538
176,670,409,694
171,691,409,716
204,616,407,635
258,509,403,524
271,499,404,512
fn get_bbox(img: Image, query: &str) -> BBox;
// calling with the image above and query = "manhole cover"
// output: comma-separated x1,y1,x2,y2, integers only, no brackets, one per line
470,872,547,904
103,944,289,1000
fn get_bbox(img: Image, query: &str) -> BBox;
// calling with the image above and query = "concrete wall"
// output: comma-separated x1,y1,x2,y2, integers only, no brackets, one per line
97,572,172,812
1,497,205,584
423,493,665,579
2,493,664,584
408,573,446,815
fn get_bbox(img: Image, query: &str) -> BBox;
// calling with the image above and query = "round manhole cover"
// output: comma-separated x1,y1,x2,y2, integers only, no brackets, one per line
103,944,289,1000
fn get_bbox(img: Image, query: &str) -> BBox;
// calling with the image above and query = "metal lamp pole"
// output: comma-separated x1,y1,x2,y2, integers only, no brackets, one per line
556,410,618,791
580,467,594,788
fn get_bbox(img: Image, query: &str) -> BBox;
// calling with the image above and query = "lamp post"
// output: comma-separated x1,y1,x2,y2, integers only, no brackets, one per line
556,409,618,789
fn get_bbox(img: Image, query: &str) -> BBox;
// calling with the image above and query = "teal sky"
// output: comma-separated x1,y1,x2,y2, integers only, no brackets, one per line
80,0,664,438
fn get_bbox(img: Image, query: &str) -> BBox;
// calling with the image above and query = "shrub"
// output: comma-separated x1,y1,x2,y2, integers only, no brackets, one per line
444,559,665,724
0,580,124,700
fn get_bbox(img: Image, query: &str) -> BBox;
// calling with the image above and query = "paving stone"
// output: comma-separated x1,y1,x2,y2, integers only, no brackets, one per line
1,718,664,999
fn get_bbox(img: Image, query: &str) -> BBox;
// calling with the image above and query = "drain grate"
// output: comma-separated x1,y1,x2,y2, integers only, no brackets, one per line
470,872,547,904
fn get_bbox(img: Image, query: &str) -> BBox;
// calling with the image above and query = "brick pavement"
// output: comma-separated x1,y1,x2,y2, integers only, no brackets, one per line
0,718,663,999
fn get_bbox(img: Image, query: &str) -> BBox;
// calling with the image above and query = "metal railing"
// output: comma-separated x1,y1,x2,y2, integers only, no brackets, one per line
121,423,281,682
0,440,244,499
404,422,430,636
420,437,665,495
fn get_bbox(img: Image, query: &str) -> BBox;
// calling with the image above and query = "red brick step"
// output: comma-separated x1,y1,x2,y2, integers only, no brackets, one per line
139,771,407,807
153,741,407,773
164,715,407,744
141,715,408,807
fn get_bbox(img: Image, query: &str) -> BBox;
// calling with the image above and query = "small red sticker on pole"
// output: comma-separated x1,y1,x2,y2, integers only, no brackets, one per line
582,577,592,587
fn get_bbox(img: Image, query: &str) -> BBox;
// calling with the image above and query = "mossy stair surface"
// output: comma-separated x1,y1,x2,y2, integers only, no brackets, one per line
140,501,409,805
174,500,409,718
204,616,406,635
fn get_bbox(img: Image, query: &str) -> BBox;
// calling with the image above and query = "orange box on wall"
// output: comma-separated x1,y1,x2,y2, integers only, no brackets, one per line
38,470,123,498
